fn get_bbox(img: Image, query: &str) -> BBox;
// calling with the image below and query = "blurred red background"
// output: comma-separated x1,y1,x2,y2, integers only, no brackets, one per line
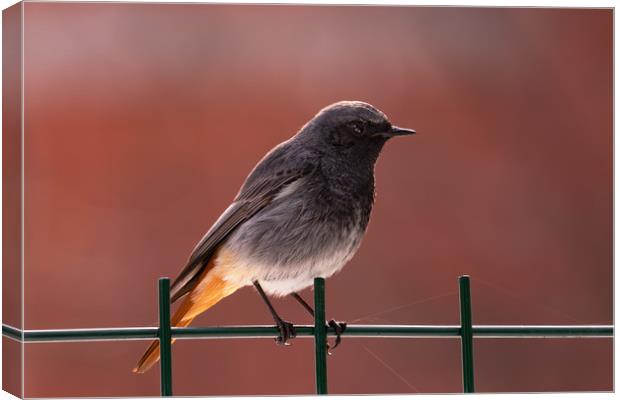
17,3,611,396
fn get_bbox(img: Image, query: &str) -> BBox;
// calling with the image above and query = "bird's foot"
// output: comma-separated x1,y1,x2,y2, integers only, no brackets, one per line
327,319,347,354
275,319,296,346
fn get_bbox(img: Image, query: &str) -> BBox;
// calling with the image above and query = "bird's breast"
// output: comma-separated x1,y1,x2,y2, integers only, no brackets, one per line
223,179,371,295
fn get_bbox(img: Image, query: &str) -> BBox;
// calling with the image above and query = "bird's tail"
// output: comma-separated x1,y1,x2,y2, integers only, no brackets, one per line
132,262,240,374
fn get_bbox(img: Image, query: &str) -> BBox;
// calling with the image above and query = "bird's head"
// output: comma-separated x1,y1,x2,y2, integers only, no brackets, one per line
300,101,415,156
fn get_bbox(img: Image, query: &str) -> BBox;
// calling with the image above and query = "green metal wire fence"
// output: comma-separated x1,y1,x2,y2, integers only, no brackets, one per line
2,275,613,396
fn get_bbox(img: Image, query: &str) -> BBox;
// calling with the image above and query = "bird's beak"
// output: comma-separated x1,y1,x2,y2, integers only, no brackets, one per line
389,126,416,136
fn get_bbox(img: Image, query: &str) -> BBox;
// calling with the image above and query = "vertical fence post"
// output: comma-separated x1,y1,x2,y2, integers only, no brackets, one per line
158,278,173,397
313,278,328,395
458,275,475,393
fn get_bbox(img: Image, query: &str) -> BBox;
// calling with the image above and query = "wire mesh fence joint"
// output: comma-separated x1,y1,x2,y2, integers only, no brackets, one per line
158,278,173,397
314,277,329,395
459,275,475,393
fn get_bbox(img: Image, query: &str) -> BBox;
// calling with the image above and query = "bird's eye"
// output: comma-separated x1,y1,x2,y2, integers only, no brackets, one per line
349,122,363,135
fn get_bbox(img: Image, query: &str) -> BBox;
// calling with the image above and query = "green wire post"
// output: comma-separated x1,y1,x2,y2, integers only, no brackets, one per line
158,278,173,396
458,275,475,393
313,278,328,395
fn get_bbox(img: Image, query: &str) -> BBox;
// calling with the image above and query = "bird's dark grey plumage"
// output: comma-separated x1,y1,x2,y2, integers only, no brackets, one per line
134,100,414,373
170,100,415,300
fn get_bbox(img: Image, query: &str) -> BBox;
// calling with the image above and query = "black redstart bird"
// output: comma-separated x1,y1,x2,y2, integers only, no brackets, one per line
133,100,415,373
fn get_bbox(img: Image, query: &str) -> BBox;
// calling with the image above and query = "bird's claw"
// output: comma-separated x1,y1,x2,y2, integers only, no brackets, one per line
275,319,296,346
327,319,347,354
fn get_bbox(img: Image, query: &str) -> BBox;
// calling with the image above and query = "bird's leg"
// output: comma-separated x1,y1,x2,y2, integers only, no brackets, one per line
291,292,314,317
327,320,347,351
253,281,296,346
290,292,347,353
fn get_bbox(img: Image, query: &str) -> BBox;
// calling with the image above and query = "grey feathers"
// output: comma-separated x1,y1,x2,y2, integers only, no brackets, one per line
170,101,414,300
170,141,317,302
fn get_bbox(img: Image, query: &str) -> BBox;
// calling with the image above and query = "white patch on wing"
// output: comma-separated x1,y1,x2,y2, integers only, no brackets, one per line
273,177,304,201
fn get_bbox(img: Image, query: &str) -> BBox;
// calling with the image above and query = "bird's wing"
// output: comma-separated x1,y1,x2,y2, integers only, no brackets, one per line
169,145,316,303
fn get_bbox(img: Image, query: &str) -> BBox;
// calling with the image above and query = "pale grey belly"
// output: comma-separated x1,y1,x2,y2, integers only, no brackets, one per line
223,194,366,296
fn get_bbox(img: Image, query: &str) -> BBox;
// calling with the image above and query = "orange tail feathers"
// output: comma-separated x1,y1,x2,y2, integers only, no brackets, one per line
132,261,240,374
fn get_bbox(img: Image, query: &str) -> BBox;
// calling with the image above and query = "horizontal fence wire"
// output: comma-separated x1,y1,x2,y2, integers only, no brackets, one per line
3,324,612,342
